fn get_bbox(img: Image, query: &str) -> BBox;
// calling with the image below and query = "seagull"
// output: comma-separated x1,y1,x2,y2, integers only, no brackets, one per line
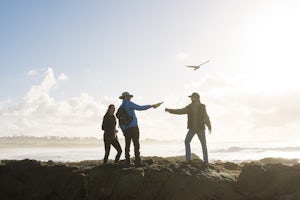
185,60,209,71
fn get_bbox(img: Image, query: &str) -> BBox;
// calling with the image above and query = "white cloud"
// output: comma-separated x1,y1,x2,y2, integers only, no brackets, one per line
1,69,299,143
24,68,55,106
27,69,38,76
180,72,300,142
0,99,13,110
58,73,69,81
0,68,116,137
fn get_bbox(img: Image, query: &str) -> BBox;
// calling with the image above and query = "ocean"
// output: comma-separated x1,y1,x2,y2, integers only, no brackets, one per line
1,137,299,163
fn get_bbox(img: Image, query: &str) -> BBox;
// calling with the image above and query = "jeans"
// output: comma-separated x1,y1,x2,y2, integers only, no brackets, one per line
185,129,208,163
103,138,122,163
123,126,141,164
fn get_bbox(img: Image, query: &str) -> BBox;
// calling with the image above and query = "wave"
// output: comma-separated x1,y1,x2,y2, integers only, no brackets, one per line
1,136,300,156
212,146,300,153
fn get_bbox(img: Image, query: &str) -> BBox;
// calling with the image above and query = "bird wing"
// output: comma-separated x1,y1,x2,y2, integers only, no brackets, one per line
185,65,196,68
185,65,200,70
198,60,209,66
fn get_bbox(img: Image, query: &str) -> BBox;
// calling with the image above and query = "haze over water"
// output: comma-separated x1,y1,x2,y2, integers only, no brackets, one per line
1,137,299,162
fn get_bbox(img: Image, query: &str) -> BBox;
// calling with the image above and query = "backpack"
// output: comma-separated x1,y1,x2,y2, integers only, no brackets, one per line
116,103,133,126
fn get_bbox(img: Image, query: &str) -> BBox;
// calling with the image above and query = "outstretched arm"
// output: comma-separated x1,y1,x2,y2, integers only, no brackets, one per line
130,101,163,110
130,101,152,111
165,106,188,115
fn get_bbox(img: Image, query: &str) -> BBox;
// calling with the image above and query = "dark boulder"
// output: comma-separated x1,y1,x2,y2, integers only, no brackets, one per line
237,163,300,200
0,159,85,200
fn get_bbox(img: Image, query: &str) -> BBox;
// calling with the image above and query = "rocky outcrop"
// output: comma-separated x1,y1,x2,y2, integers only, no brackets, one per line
237,163,300,200
0,157,299,200
0,159,85,200
87,159,240,200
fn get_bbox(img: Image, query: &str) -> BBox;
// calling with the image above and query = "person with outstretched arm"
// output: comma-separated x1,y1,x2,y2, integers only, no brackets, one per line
165,92,212,163
118,91,163,167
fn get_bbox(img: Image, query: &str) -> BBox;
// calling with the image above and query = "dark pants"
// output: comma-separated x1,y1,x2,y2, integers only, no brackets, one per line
103,138,122,163
123,126,140,164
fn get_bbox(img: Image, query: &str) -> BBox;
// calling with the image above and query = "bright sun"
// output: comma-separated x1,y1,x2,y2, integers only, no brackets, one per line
240,1,300,91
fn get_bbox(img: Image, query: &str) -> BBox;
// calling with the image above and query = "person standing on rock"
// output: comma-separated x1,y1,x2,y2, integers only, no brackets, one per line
118,91,163,167
165,92,212,163
101,104,122,164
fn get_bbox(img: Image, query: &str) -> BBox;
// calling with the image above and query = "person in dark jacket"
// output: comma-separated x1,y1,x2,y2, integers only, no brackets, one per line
101,104,122,164
165,92,212,163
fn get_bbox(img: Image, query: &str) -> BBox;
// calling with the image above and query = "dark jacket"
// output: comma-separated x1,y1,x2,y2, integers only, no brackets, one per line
168,102,211,131
101,114,117,140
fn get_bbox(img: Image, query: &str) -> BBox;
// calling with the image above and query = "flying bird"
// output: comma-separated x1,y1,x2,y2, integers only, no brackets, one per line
185,60,209,71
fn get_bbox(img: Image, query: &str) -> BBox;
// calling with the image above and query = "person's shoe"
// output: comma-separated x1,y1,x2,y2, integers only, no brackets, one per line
123,160,132,167
114,160,120,164
183,160,192,164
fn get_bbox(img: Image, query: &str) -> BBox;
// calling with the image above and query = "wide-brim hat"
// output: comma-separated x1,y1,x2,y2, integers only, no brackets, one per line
119,91,134,99
188,92,200,99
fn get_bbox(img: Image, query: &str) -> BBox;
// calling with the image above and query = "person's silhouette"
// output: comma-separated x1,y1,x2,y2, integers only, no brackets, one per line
165,92,211,163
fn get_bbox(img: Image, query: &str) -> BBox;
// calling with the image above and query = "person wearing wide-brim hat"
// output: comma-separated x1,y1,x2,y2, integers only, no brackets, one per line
118,91,163,167
119,91,134,99
165,92,212,164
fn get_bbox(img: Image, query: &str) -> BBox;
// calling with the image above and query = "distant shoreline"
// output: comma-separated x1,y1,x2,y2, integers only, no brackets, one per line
0,136,182,148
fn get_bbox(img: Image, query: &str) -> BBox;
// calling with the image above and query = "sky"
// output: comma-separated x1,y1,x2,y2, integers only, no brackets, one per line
1,0,300,144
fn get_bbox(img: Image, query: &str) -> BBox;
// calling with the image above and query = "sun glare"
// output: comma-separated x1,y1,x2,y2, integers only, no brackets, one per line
240,2,300,91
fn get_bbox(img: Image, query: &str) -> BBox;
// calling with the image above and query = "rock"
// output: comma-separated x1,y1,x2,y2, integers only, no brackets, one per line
1,157,300,200
259,157,300,166
237,162,300,199
0,159,85,200
86,159,241,200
